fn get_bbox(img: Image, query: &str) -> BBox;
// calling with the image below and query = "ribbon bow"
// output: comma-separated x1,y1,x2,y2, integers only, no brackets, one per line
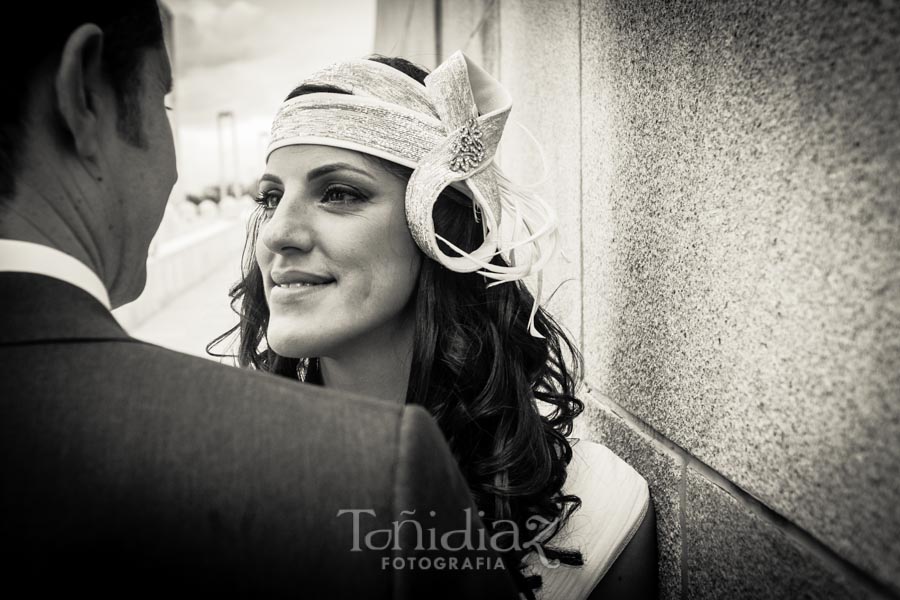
405,51,511,275
406,52,559,335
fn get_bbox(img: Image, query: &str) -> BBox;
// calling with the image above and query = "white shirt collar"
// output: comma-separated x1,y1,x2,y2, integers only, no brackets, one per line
0,239,111,310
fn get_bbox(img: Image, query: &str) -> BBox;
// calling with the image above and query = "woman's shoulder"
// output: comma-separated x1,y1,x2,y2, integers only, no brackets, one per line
569,439,646,487
561,439,650,566
526,439,650,600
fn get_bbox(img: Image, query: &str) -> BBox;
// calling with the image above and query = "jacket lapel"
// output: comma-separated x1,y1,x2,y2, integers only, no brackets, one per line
0,273,131,344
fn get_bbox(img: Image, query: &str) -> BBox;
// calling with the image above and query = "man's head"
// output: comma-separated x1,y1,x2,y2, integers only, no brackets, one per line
0,1,177,306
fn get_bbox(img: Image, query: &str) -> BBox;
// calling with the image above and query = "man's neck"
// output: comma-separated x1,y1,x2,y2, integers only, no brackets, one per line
1,169,109,293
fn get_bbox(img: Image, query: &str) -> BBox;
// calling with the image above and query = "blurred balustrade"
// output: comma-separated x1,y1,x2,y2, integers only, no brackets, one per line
113,196,255,331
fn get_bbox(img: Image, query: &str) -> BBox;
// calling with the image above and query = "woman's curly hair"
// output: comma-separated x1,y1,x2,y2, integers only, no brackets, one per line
209,56,585,597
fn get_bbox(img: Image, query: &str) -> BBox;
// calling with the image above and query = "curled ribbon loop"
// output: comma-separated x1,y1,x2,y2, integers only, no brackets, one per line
406,51,511,274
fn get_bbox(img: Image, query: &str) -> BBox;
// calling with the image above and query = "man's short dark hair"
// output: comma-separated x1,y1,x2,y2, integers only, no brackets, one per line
0,1,164,196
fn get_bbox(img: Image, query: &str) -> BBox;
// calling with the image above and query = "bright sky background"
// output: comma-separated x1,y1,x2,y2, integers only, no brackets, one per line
163,0,377,197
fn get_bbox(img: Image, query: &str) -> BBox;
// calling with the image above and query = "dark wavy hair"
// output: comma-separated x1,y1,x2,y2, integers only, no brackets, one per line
209,56,584,597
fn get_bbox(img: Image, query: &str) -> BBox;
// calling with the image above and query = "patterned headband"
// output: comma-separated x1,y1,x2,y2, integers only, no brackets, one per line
267,51,558,335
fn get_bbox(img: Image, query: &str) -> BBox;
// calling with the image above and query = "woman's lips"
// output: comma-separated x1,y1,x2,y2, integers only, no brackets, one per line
276,281,330,289
270,280,334,302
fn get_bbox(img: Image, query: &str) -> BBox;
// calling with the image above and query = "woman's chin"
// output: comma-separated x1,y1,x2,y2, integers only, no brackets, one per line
266,329,317,359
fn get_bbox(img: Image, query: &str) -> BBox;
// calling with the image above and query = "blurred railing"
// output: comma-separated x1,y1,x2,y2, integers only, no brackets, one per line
113,196,253,331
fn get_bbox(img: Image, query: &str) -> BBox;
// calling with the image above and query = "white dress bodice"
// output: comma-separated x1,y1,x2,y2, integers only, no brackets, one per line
523,440,650,600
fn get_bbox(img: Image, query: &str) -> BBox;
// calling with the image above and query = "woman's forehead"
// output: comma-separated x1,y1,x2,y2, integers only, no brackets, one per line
266,145,369,171
268,144,368,168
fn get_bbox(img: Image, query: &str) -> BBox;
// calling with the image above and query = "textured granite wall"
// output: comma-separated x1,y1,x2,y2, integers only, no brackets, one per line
374,0,900,597
581,0,900,596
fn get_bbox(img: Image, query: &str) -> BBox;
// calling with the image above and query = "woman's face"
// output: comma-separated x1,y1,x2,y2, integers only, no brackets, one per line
255,145,422,358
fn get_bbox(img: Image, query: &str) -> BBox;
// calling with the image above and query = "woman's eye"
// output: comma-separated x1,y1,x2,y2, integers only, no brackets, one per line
255,190,280,210
321,185,364,205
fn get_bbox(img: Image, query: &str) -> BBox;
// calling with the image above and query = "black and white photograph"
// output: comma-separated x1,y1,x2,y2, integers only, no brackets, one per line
1,1,897,598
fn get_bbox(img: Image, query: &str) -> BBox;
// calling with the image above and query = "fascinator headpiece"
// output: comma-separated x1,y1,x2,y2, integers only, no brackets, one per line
268,51,557,335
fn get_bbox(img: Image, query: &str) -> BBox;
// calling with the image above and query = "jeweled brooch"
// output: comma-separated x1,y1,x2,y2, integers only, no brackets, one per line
449,118,486,172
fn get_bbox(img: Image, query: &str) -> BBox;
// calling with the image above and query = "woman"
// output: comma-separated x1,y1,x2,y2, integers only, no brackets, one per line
212,52,656,599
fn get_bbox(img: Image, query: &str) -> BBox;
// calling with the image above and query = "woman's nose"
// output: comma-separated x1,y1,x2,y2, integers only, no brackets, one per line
259,198,315,255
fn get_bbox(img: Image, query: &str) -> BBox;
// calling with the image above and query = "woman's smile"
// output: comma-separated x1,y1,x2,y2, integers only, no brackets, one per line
269,279,335,303
268,268,336,303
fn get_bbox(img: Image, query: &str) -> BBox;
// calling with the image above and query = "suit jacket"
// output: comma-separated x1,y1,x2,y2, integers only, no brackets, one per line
0,273,517,598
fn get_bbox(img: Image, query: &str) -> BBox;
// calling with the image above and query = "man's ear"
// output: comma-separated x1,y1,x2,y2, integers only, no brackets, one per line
55,24,107,161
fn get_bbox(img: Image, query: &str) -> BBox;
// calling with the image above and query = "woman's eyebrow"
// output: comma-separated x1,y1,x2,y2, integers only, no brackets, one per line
259,173,283,185
307,163,375,182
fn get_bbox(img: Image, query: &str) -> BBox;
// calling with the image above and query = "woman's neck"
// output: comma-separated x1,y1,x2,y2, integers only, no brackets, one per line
318,311,416,405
